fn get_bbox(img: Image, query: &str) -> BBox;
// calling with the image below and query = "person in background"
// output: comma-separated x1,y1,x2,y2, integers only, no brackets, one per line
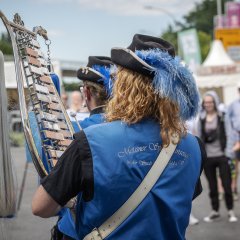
61,92,69,109
199,91,237,222
67,91,89,122
225,85,240,201
79,86,89,113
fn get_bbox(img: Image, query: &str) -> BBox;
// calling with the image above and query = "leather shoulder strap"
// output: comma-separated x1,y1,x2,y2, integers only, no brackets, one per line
83,137,178,240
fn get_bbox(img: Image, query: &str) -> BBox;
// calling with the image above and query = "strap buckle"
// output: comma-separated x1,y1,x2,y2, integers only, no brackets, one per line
93,228,103,240
84,227,103,240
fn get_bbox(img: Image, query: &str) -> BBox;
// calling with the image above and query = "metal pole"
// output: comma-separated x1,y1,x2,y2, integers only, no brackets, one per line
70,112,82,131
0,50,17,217
217,0,222,16
17,161,29,211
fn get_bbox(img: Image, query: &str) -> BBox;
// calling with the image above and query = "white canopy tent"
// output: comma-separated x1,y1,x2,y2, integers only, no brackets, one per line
4,60,62,89
195,40,240,105
202,40,235,67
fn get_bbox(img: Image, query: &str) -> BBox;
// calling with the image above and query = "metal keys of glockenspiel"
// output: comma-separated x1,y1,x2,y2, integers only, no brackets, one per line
46,85,55,94
55,150,64,158
51,159,58,167
59,139,72,146
41,67,50,75
39,76,52,85
61,130,72,139
27,56,41,67
48,150,64,159
31,39,40,49
49,122,60,131
44,130,64,141
49,95,59,103
39,58,47,66
52,123,61,131
58,122,68,130
48,150,57,158
48,103,61,111
36,49,44,58
38,111,58,122
57,113,65,120
36,93,50,103
42,121,60,131
25,47,39,58
29,65,43,76
34,83,49,94
42,121,51,129
51,111,65,120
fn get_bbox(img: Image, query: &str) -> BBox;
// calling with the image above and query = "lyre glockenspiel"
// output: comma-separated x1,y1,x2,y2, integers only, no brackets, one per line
0,12,74,178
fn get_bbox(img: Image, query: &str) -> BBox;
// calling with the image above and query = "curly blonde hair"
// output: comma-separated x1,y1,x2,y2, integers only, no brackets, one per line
106,67,186,146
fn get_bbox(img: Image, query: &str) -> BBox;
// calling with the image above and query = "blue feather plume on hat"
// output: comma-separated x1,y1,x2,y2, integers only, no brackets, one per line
92,65,113,97
135,49,200,121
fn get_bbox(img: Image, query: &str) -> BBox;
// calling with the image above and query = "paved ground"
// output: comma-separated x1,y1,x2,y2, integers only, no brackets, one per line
0,147,57,240
186,174,240,240
1,147,240,240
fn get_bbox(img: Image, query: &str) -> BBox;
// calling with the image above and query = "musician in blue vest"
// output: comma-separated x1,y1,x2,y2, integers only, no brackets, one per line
71,56,113,133
32,34,205,240
54,56,114,240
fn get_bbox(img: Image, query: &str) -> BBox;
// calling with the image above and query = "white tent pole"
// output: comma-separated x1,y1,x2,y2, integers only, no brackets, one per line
217,0,222,16
0,51,17,217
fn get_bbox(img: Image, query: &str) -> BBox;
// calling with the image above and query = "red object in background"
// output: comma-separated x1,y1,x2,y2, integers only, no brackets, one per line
226,2,240,28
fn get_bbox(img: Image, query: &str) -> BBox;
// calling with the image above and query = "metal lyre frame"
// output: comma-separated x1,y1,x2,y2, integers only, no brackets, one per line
0,12,74,178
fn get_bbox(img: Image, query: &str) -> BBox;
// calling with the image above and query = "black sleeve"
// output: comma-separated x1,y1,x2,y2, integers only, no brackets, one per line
41,131,94,206
192,136,207,200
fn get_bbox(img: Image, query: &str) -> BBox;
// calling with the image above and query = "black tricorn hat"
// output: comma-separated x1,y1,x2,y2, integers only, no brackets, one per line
111,34,175,77
77,56,113,85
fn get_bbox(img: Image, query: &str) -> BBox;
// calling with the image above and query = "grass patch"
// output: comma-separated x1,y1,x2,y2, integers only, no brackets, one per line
9,132,25,147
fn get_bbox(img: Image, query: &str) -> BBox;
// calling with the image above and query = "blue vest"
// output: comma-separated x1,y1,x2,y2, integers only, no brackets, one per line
58,112,105,239
74,119,201,240
71,113,105,132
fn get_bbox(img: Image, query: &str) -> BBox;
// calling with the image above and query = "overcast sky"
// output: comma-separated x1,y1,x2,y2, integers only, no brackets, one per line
0,0,202,62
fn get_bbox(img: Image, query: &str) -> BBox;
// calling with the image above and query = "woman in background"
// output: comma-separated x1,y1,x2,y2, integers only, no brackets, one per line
200,91,237,222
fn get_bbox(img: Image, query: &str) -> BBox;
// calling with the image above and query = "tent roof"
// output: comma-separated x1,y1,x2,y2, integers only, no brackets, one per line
195,40,240,88
194,73,240,88
4,62,20,89
202,40,235,67
4,61,61,89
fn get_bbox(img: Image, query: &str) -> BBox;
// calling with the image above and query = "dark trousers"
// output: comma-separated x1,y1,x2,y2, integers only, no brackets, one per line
204,156,233,211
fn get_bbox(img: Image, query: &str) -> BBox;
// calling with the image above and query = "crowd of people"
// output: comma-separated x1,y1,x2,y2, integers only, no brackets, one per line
188,88,240,224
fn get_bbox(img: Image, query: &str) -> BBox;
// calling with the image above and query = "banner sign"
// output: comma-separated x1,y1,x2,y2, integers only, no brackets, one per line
215,28,240,61
178,28,202,72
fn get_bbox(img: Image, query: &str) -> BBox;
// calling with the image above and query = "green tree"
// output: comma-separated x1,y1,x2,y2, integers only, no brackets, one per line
62,81,80,91
184,0,230,37
161,25,178,53
0,32,13,55
198,31,211,61
161,0,232,62
162,29,211,62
